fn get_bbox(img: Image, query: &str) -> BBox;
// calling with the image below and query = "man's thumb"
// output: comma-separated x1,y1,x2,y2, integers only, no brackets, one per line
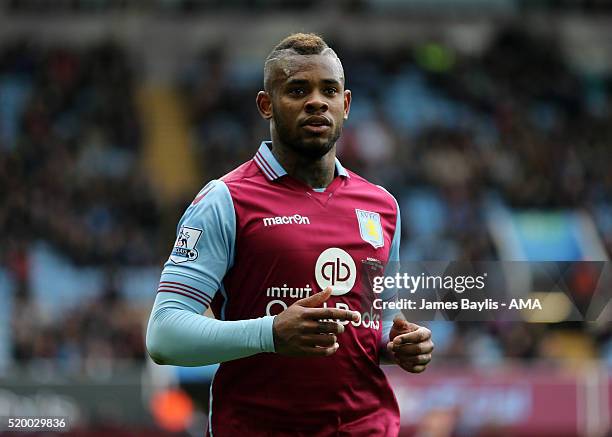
392,316,409,328
390,316,417,337
389,317,408,342
295,286,332,307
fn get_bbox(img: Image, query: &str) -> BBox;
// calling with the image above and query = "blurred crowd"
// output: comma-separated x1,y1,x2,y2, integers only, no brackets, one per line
10,273,147,376
1,27,611,369
4,0,612,13
0,42,158,371
0,41,163,267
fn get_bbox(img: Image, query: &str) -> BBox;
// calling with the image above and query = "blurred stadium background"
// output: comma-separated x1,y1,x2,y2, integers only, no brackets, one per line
0,1,611,436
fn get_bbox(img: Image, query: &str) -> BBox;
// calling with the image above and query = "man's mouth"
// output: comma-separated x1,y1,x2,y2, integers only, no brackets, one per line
301,116,331,134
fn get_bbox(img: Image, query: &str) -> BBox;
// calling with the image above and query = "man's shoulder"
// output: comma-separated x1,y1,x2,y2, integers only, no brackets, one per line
345,168,398,211
187,160,261,208
220,159,261,186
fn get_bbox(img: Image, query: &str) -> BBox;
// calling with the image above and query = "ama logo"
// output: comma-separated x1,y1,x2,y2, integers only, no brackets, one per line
170,226,202,264
315,248,356,296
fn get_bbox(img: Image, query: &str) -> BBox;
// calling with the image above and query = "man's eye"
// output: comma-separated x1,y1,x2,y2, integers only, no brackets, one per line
325,88,338,95
289,88,305,96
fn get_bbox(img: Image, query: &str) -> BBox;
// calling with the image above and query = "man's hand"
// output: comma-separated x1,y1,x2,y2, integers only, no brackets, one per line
273,286,360,357
387,317,434,373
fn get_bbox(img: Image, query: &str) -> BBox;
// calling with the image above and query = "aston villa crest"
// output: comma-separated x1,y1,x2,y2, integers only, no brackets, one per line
355,209,384,249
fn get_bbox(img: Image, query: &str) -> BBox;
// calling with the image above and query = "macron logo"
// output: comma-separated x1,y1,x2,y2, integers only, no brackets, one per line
263,214,311,227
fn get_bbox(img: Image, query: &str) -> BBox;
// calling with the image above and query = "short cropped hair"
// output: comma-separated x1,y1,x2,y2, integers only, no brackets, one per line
264,33,342,93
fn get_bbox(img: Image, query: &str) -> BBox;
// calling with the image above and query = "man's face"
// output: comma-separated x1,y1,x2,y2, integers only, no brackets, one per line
263,54,351,159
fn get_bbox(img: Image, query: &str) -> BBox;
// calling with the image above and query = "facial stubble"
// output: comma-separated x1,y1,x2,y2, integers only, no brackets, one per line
272,111,343,160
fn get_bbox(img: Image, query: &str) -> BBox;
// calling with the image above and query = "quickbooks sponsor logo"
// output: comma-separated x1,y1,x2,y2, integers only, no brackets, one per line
262,214,310,227
315,248,356,296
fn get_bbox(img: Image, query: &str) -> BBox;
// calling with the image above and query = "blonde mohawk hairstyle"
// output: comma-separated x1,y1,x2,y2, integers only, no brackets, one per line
263,33,343,93
270,33,328,55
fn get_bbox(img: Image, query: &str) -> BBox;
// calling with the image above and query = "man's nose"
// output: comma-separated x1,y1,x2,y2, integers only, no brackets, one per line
305,92,329,113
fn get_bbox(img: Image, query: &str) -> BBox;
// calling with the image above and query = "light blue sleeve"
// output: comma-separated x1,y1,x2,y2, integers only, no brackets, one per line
379,192,402,357
158,180,236,305
146,180,276,366
146,292,276,366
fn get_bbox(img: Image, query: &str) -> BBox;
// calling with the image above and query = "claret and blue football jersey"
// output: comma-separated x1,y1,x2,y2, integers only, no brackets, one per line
157,141,401,436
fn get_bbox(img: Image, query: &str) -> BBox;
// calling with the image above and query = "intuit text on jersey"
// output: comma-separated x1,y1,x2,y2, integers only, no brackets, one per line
264,284,381,331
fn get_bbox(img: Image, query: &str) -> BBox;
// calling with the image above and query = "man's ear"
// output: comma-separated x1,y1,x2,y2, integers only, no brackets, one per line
343,89,352,120
256,91,273,120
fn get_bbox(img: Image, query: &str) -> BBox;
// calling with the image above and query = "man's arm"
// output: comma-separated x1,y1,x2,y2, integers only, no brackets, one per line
145,180,358,366
377,190,434,372
145,179,273,366
146,292,275,366
146,287,359,366
379,190,402,363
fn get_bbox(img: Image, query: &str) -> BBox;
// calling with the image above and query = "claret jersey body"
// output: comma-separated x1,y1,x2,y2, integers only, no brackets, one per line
158,142,401,436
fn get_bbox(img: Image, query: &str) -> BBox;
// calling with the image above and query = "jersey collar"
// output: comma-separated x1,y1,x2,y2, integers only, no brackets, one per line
254,141,349,181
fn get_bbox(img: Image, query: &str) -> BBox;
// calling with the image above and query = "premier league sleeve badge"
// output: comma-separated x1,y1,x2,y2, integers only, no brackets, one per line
170,226,203,264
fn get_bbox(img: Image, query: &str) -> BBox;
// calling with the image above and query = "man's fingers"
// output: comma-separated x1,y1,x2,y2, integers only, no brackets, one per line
300,334,337,347
304,307,360,323
388,340,434,355
295,286,333,308
386,322,434,374
302,320,345,334
300,343,339,357
398,353,432,366
392,327,432,345
401,364,427,374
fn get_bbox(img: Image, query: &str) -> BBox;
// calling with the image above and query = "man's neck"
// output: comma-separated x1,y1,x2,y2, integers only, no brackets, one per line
270,142,336,189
